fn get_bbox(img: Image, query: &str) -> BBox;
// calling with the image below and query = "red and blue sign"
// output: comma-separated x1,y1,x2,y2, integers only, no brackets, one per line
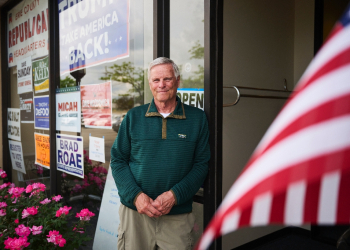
58,0,129,75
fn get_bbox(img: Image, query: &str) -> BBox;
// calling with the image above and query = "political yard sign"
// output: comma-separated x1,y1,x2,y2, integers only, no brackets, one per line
33,56,49,93
58,0,129,75
8,108,21,141
9,140,26,174
56,134,84,179
34,95,49,130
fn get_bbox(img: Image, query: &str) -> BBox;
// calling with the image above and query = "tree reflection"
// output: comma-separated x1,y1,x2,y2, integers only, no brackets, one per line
100,62,144,107
181,41,204,89
60,76,76,88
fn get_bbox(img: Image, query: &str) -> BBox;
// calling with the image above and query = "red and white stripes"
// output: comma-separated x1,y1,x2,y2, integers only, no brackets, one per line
196,7,350,250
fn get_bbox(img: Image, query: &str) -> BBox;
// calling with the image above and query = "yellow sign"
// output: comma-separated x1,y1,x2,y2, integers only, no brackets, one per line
34,133,50,169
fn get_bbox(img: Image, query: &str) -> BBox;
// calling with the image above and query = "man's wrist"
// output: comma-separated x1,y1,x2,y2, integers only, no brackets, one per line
133,191,143,206
169,190,177,205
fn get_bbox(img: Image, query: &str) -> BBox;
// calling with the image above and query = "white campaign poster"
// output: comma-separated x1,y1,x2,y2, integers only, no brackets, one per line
93,166,120,249
56,134,84,178
8,108,21,141
56,90,81,133
17,56,33,94
9,140,26,174
89,136,105,163
7,0,49,67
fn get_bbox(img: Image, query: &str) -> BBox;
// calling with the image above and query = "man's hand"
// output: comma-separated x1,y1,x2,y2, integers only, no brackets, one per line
152,191,176,215
135,193,162,218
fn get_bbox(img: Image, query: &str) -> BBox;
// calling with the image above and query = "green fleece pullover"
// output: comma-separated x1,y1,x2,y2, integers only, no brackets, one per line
110,97,210,215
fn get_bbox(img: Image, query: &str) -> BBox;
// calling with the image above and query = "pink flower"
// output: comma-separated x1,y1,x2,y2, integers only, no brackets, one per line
0,170,7,178
25,185,33,193
0,182,11,190
40,198,51,205
9,183,15,188
0,209,6,216
83,149,87,155
14,219,19,224
52,195,63,202
76,208,95,221
36,166,43,175
0,202,7,208
73,227,85,234
4,236,30,250
46,230,66,247
8,187,25,198
22,206,38,219
94,176,102,184
12,208,18,212
32,183,46,191
31,225,43,235
61,173,67,178
72,184,82,193
15,224,31,237
56,206,71,217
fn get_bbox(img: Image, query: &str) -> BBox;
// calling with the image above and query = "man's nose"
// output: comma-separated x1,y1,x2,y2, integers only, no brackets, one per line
159,80,166,87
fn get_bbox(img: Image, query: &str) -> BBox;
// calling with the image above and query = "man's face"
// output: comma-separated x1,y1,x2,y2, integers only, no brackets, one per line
149,64,180,104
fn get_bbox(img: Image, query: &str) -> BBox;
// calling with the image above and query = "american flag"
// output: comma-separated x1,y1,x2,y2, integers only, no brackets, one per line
196,5,350,250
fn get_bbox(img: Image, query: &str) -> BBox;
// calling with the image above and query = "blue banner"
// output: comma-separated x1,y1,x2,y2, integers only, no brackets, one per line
58,0,129,75
34,95,49,130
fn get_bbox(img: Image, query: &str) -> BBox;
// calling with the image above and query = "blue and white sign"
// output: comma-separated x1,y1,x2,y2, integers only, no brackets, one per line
34,95,49,130
58,0,129,75
56,134,84,178
93,167,121,249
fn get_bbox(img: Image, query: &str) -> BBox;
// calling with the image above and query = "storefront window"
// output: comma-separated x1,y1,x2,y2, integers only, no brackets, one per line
7,0,51,195
170,0,205,243
58,0,153,247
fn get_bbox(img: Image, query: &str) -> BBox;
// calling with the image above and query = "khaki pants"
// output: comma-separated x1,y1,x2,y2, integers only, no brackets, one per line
117,204,195,250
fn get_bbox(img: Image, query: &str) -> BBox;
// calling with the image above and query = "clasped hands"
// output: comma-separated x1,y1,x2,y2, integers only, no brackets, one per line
135,191,175,218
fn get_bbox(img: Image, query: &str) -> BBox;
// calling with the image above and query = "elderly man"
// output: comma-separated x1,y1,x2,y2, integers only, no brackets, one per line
111,57,210,249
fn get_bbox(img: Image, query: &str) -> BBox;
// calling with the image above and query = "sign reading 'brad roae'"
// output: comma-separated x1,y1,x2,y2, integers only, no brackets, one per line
58,0,129,75
17,56,33,94
56,134,84,179
33,56,49,93
9,140,26,174
56,88,81,133
8,108,21,141
20,92,34,123
34,95,49,130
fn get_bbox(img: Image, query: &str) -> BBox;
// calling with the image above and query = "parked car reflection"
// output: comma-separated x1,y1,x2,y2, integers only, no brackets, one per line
112,113,126,132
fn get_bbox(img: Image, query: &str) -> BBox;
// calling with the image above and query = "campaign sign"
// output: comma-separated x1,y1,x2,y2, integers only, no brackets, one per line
7,0,48,67
177,88,204,110
20,92,34,123
34,95,49,130
33,56,49,93
17,56,33,94
34,133,50,169
9,140,26,174
56,134,84,179
81,82,112,129
8,108,21,141
56,87,81,133
93,167,121,249
58,0,129,75
89,136,105,163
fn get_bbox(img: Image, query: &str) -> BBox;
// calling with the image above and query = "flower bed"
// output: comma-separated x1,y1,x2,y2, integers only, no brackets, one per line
0,169,95,250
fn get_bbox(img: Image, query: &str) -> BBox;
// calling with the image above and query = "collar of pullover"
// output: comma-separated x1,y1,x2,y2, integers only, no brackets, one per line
145,96,186,119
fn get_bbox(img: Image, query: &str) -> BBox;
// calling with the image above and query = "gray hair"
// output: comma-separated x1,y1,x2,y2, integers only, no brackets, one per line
148,57,180,80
